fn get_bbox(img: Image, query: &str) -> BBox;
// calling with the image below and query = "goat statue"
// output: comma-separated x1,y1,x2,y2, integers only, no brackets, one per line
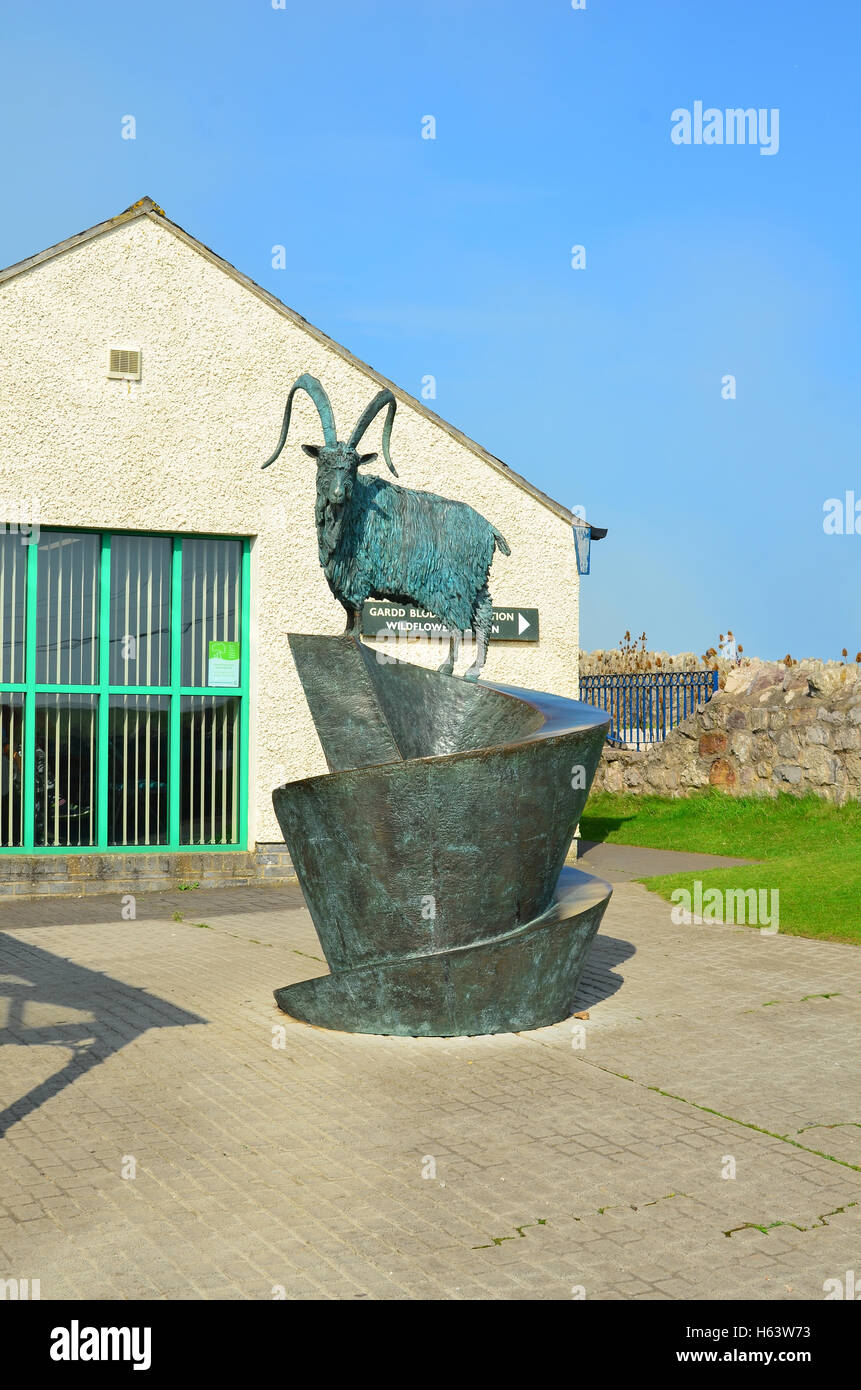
261,374,510,680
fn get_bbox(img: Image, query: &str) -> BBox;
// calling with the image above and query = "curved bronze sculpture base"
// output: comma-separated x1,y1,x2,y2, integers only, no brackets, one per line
273,637,612,1037
275,867,610,1036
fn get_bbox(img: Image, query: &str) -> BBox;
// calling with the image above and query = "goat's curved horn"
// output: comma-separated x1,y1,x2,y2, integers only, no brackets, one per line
347,390,399,476
261,374,338,468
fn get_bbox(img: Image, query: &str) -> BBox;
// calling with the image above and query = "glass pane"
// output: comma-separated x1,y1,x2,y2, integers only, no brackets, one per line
181,539,241,687
0,534,27,684
36,532,100,685
34,694,97,847
0,694,24,847
109,536,172,687
180,695,239,844
108,696,169,846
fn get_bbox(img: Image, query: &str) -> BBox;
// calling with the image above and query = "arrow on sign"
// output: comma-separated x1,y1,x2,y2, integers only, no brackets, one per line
517,612,530,635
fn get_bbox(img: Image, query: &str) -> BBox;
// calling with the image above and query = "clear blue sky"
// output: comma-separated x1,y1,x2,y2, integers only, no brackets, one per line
1,0,858,660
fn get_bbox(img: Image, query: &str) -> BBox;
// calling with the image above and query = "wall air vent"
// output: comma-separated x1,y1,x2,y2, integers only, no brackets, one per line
107,346,142,380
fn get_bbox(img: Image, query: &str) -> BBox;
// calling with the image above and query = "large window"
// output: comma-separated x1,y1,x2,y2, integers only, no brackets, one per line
0,530,249,852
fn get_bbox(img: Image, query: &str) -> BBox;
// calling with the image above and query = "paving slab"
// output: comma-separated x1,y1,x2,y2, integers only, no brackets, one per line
0,878,858,1301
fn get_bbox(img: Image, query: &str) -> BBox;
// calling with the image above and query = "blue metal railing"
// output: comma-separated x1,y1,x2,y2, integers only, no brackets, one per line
579,670,720,750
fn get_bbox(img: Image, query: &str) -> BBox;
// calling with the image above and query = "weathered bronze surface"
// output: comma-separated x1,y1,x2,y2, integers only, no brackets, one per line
261,375,509,680
272,636,612,1036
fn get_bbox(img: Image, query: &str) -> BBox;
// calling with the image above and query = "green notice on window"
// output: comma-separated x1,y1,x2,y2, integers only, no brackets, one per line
208,640,240,687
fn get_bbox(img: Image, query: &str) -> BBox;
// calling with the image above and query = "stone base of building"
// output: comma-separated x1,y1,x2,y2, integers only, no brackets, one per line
0,845,297,899
0,840,579,901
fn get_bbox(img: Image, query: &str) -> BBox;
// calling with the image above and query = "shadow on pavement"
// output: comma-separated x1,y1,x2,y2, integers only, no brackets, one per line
575,932,636,1009
0,934,204,1137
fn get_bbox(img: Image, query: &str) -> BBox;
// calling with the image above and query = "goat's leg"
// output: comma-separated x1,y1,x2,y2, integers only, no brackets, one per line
340,599,360,635
464,588,492,682
437,627,460,676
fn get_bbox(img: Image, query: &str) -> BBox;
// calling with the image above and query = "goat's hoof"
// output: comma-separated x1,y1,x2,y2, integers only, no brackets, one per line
437,662,454,677
463,669,480,683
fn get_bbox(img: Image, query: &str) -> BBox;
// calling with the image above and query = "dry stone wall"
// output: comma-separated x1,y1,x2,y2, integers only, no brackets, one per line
588,660,861,804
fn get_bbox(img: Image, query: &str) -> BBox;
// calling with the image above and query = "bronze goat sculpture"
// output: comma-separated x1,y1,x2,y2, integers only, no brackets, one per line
261,375,510,680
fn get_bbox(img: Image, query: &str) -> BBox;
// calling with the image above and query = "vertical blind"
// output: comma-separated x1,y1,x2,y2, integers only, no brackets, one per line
36,532,100,685
181,538,241,685
0,533,26,685
0,692,24,848
180,539,242,845
181,696,239,846
0,536,26,847
0,530,246,851
34,694,97,848
110,535,172,687
108,696,170,847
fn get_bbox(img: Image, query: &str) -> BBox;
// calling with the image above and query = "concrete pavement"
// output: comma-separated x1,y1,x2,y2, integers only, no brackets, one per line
0,877,858,1300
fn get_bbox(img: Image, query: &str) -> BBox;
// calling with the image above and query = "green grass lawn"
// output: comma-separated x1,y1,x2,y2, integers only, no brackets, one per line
580,790,861,943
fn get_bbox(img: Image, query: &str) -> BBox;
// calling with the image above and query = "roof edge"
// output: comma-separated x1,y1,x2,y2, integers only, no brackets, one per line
0,197,164,287
0,197,601,532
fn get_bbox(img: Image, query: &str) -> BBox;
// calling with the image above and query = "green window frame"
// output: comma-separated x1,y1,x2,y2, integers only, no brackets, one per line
0,530,250,854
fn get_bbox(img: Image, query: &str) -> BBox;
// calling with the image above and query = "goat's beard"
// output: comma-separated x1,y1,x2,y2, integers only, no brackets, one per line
317,497,345,562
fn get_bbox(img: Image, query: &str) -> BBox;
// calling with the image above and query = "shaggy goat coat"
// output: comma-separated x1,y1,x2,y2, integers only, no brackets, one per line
319,473,510,631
